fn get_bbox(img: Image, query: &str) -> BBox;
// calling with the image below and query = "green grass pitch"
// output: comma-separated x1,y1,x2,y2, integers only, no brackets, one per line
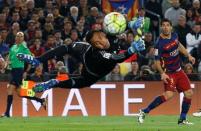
0,116,201,131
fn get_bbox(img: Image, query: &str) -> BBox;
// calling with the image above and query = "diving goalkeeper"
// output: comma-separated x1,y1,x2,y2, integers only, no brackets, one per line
17,17,145,92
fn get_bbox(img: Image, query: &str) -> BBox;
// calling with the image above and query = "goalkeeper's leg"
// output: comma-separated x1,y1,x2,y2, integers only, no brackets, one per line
17,45,69,67
33,75,97,92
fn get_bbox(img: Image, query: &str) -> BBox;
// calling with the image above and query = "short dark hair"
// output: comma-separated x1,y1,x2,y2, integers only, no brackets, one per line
161,18,172,26
85,30,102,43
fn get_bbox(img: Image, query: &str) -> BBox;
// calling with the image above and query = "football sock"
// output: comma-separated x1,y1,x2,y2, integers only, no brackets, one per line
5,95,13,116
180,97,191,120
143,95,166,113
23,96,43,104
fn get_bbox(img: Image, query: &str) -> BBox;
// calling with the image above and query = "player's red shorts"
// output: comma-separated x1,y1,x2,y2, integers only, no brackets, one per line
164,69,191,92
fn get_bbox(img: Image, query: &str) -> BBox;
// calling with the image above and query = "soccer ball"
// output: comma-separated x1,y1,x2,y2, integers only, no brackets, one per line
103,12,127,35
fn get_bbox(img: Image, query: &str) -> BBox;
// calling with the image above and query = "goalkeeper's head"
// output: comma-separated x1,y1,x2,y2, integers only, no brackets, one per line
85,30,110,50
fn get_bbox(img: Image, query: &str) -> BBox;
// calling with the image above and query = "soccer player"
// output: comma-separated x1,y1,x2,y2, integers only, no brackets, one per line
137,19,195,125
17,18,145,92
1,32,46,117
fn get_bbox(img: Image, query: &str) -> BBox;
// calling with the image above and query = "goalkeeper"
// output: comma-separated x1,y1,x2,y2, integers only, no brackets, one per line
17,18,145,92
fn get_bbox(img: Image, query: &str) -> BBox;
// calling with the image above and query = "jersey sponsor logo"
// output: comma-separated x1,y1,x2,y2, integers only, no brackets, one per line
164,40,178,50
169,49,179,56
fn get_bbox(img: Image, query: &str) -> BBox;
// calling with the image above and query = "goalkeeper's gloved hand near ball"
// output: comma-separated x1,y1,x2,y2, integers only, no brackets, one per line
128,38,145,54
128,17,144,30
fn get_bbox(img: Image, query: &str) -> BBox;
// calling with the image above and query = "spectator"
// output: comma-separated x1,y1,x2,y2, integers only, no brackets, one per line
61,21,72,40
24,20,36,42
69,6,81,26
70,29,80,42
49,61,65,77
56,66,69,81
29,39,45,57
138,32,154,66
124,61,140,81
186,8,196,28
26,0,35,15
192,0,201,22
45,13,54,24
42,22,54,41
6,22,20,47
9,11,20,25
0,13,9,30
135,65,156,81
161,0,172,15
165,0,186,26
174,15,191,48
186,23,201,56
59,0,70,17
54,30,63,47
106,64,124,81
10,0,22,14
52,6,64,30
0,29,9,44
76,21,87,40
29,64,49,82
184,63,200,81
37,8,46,26
44,0,54,15
86,7,99,29
19,6,30,31
0,34,9,57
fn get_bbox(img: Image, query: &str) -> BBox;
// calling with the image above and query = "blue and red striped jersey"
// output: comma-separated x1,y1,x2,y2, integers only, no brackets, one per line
154,33,181,72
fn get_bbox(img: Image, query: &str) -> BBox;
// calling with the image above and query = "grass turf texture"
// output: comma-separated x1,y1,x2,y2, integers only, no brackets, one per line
0,116,201,131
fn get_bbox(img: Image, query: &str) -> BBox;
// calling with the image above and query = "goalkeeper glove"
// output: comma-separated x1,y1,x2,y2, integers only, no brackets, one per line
128,38,145,54
128,17,144,30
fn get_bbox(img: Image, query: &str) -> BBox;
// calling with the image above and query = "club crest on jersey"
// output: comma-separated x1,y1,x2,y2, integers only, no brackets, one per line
103,53,112,59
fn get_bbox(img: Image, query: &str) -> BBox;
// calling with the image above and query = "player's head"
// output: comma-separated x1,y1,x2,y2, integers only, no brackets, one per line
15,31,24,44
85,30,110,49
160,19,172,36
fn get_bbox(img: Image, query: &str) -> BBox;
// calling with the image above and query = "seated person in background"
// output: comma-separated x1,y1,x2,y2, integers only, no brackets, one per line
56,66,69,81
29,64,50,82
106,64,124,81
184,63,200,81
135,65,156,81
49,61,65,78
124,61,140,81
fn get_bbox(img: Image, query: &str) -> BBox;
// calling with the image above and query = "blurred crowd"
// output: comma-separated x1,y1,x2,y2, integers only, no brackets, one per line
0,0,200,81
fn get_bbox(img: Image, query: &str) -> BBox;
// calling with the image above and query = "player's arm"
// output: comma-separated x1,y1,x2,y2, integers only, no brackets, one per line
106,38,145,63
107,50,132,63
154,45,169,83
178,42,195,64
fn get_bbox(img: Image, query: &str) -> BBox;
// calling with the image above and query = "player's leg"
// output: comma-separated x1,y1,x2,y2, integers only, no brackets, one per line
138,75,176,123
36,45,68,63
33,75,97,92
177,70,193,125
138,91,174,123
17,45,68,67
16,87,47,110
1,68,23,117
1,84,15,117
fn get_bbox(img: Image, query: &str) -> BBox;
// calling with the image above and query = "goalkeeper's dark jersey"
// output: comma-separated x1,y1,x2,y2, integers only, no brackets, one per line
38,36,131,87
